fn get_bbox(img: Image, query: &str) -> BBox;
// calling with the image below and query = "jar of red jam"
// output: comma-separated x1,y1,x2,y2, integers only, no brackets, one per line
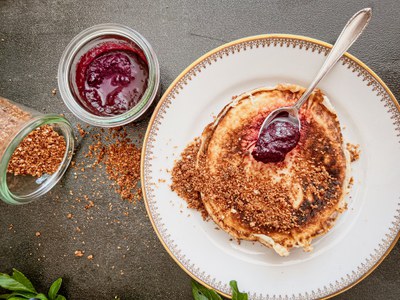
58,24,160,127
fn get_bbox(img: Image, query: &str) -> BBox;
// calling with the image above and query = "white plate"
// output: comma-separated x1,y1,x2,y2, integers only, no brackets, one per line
141,35,400,299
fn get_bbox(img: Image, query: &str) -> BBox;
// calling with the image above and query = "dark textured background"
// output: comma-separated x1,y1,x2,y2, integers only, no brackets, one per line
0,0,399,299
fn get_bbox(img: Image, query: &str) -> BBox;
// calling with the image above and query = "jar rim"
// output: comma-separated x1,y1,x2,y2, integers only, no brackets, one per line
58,23,160,127
0,115,75,204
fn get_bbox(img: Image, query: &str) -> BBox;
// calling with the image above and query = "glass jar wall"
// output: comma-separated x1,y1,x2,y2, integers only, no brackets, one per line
0,97,75,204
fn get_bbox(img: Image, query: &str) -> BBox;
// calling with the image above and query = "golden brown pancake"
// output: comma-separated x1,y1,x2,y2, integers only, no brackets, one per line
196,84,350,256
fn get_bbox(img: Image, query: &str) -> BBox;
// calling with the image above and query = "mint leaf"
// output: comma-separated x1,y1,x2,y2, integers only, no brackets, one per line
48,278,62,300
34,293,49,300
0,274,35,293
11,269,37,294
0,291,38,299
229,281,248,300
192,280,222,300
55,295,66,300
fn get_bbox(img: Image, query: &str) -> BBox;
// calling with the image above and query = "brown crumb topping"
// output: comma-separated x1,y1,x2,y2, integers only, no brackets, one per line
171,139,208,219
172,121,343,234
7,125,66,177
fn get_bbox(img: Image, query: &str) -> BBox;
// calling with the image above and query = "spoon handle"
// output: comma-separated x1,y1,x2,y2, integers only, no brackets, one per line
294,8,372,110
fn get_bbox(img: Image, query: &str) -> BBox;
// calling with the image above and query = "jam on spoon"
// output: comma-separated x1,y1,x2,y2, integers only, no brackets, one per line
252,114,300,163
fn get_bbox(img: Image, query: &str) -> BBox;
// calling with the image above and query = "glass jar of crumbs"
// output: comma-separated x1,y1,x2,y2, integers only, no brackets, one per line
0,96,75,204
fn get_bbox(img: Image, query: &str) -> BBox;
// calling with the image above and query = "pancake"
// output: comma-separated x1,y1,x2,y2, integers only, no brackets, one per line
195,84,350,256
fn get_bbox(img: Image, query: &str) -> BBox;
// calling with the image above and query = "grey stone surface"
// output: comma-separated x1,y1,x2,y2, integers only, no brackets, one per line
0,0,399,299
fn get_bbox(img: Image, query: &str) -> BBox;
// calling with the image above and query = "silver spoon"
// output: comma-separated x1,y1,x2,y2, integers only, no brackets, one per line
258,8,372,138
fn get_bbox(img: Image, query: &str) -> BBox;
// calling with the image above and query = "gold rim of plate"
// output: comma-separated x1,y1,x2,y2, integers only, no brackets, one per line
140,34,400,299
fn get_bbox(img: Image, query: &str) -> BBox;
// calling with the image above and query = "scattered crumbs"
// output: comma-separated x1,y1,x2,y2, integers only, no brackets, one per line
87,254,94,260
84,200,94,210
84,127,142,202
35,231,41,237
77,124,87,137
67,213,73,219
8,224,13,230
76,227,81,233
51,88,57,96
74,250,84,257
346,143,360,162
349,177,354,188
158,178,166,183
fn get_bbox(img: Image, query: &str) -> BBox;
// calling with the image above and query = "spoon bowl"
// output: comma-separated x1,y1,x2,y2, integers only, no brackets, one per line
258,106,300,137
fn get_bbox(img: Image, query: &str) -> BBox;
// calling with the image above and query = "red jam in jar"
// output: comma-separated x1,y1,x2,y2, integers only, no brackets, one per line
75,40,149,116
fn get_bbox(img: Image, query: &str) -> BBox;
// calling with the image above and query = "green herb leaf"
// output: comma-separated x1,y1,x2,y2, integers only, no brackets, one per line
5,291,38,299
34,293,49,300
54,295,66,300
0,295,11,299
11,270,36,294
229,281,248,300
6,297,27,300
192,280,222,300
48,278,62,300
0,274,35,293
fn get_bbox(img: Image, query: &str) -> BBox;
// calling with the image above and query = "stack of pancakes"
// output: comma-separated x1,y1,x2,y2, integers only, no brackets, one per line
194,84,350,256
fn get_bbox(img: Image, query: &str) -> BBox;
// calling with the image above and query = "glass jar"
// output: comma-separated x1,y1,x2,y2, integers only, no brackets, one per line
0,97,75,204
58,23,160,127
